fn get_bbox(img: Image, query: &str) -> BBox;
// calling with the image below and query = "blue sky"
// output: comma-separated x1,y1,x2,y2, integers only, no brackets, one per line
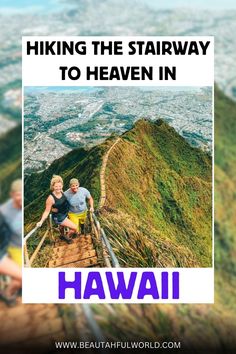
0,0,57,8
1,0,236,10
0,0,71,12
138,0,236,9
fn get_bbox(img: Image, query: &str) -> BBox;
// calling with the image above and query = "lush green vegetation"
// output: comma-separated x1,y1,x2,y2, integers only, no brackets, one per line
0,125,22,202
214,86,236,280
100,119,212,267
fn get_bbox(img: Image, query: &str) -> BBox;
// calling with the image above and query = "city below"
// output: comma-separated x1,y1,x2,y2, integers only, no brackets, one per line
24,86,212,174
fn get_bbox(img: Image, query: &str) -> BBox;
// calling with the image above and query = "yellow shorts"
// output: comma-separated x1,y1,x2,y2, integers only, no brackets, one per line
8,246,22,266
68,211,87,232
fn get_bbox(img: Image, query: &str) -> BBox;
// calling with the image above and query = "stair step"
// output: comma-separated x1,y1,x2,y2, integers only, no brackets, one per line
59,256,98,268
55,234,91,247
53,236,92,252
52,243,94,258
0,317,64,345
49,249,97,267
0,302,53,319
0,305,59,333
54,239,93,253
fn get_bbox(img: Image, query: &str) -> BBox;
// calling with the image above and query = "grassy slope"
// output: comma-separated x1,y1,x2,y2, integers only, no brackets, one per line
214,86,236,305
0,124,22,202
101,119,212,267
92,86,236,351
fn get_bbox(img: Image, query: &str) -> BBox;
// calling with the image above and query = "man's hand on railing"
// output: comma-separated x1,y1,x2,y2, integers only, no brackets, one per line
36,221,43,228
90,207,94,213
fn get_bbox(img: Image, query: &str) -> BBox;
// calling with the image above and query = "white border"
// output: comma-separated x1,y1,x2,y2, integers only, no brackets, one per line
22,36,214,86
22,36,214,304
23,268,214,304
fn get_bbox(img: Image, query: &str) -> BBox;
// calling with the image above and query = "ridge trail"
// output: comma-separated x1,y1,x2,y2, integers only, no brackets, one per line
99,137,121,209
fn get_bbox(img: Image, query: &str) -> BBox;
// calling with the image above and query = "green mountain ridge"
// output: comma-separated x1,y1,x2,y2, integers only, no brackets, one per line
214,86,236,280
24,118,212,268
100,118,212,267
0,124,22,202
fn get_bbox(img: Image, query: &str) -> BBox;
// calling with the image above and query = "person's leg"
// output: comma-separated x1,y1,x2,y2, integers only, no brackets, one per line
0,256,22,299
5,279,21,296
61,217,77,231
6,247,22,295
78,211,87,235
8,246,22,266
60,218,78,242
68,212,79,232
0,255,22,281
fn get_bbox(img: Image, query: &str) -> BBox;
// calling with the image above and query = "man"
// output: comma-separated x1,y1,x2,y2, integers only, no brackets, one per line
0,179,22,266
0,212,22,305
64,178,94,235
0,179,22,305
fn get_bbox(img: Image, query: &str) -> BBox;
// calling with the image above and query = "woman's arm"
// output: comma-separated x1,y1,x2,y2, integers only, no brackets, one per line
36,196,54,227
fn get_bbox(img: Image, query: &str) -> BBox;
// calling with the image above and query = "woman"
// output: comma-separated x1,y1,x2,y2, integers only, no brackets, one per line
37,175,77,244
0,211,21,306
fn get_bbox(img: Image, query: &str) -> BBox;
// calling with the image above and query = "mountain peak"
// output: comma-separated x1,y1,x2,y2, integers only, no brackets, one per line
25,118,212,267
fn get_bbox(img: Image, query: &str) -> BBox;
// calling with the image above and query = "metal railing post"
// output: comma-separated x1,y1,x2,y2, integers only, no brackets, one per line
100,228,120,268
92,212,120,268
24,242,30,268
24,215,53,267
48,214,54,241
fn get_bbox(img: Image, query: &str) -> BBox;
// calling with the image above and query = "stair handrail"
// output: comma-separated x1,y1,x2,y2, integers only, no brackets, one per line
24,211,119,268
24,215,53,267
92,212,120,268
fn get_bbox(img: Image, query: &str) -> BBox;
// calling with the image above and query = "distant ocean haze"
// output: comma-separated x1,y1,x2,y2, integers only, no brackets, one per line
24,86,212,174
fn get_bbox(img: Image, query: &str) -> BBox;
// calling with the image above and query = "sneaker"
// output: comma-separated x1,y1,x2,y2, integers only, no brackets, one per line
80,224,85,235
60,235,73,244
71,232,78,239
59,225,65,237
0,290,17,307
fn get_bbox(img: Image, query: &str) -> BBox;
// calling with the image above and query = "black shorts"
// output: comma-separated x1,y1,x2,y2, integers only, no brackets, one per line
52,214,67,225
